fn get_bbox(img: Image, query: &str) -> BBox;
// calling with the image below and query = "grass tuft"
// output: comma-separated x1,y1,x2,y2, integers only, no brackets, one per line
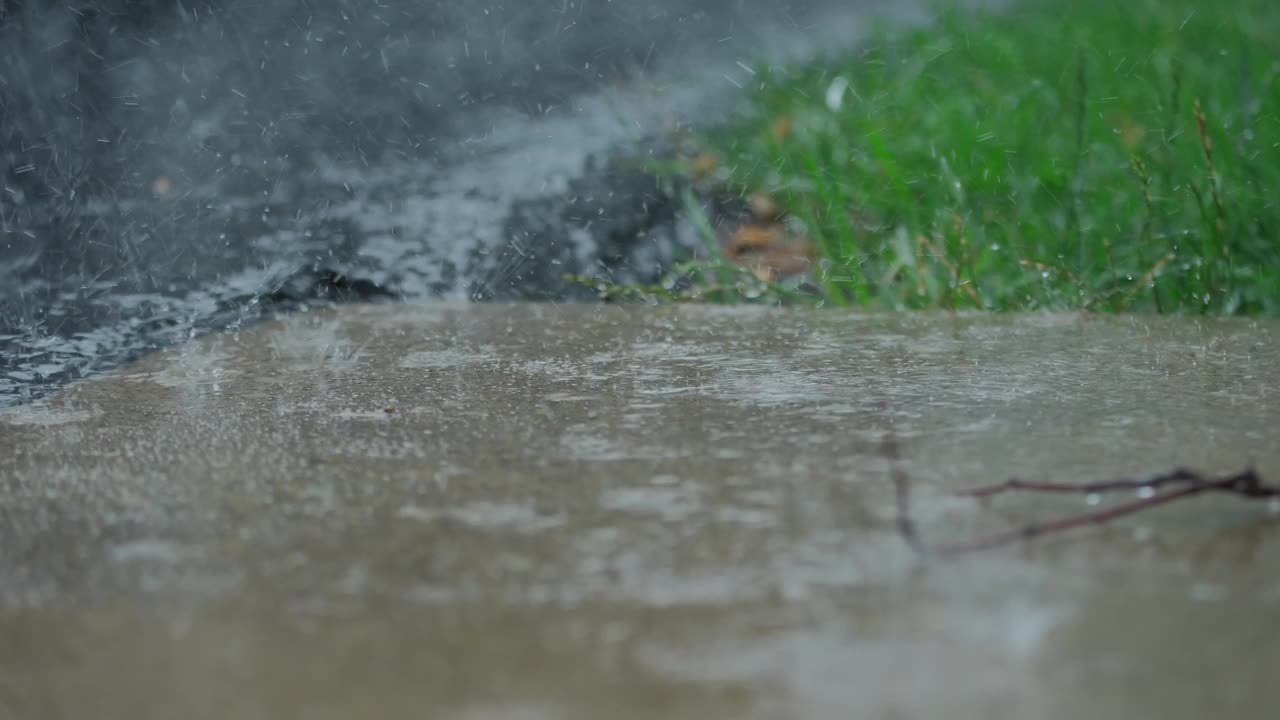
697,0,1280,313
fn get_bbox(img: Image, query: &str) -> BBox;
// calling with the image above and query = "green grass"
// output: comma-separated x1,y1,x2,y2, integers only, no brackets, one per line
696,0,1280,313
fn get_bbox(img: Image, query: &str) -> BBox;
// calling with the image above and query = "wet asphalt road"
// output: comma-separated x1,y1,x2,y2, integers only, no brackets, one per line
0,0,914,406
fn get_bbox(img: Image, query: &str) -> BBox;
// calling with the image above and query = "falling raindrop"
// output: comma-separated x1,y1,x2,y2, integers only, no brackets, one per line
825,76,850,112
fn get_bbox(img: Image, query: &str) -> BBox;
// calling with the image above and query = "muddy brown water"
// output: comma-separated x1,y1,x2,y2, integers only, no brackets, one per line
2,304,1278,719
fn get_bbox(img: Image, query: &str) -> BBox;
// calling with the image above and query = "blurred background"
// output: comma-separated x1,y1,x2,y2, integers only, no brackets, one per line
0,0,898,406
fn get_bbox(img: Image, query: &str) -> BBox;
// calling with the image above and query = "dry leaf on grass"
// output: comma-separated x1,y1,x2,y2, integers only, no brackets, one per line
724,223,815,282
689,152,720,180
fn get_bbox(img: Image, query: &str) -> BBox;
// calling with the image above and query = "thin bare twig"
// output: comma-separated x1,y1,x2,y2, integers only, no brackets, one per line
937,468,1270,557
893,465,1277,559
958,466,1206,498
881,433,925,553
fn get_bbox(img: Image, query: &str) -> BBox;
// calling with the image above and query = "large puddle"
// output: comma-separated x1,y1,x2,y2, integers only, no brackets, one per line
2,304,1278,718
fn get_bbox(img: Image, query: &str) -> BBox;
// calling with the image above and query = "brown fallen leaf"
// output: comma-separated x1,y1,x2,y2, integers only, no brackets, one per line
724,223,815,281
726,223,783,254
690,152,720,180
748,192,782,222
771,116,793,142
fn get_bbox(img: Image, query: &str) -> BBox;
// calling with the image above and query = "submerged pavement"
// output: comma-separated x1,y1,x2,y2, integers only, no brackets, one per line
2,304,1279,719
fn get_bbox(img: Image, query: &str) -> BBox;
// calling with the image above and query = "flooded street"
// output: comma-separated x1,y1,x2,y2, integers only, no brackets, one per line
3,305,1278,718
